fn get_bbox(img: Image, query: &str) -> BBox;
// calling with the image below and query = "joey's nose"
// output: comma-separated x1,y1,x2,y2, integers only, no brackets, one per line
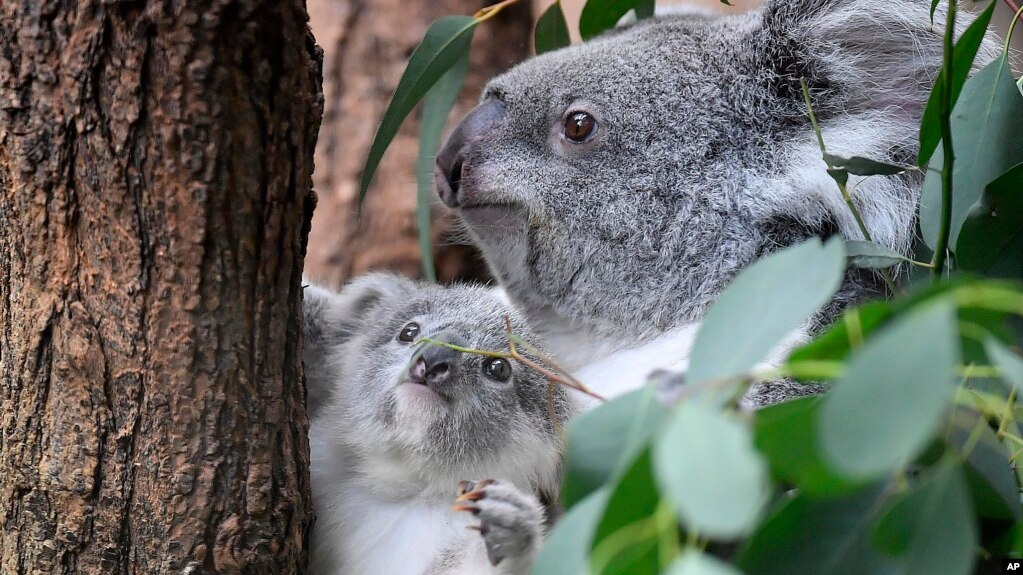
435,99,505,208
411,331,467,388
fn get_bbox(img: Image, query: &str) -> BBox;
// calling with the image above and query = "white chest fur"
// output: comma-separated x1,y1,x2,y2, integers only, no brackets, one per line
547,324,700,408
308,430,496,575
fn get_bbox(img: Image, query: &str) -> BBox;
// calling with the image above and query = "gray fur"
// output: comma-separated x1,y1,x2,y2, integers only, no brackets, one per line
440,0,999,405
304,274,570,574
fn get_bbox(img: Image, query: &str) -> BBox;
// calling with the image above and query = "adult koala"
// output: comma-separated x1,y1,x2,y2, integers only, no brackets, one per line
434,0,997,406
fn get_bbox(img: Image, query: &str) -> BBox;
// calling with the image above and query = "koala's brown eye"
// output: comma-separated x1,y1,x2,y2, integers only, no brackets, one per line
397,322,420,343
564,111,597,143
482,357,512,381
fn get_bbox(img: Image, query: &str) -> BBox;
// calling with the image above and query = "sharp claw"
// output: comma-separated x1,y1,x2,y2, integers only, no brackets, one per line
456,480,475,496
451,503,480,514
454,489,486,502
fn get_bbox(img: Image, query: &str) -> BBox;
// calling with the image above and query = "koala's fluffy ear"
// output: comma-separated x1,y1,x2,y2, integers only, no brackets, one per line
742,0,998,255
302,273,414,417
756,0,996,120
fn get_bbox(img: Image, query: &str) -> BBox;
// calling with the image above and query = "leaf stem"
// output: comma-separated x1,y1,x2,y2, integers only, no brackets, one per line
474,0,524,22
799,79,900,295
415,325,605,403
930,0,957,279
1004,2,1023,54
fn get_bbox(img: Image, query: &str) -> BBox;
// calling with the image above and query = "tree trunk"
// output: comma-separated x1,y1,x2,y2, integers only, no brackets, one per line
0,1,321,573
304,0,533,288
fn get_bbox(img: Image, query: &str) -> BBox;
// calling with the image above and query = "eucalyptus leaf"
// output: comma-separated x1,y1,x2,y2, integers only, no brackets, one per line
736,484,896,575
827,167,849,188
563,386,666,507
787,301,892,364
654,401,769,539
360,15,476,202
845,240,912,270
956,162,1023,277
872,462,977,575
535,0,571,55
590,449,662,575
754,397,861,497
986,337,1023,392
920,54,1023,250
823,153,908,176
946,408,1022,521
415,50,469,282
532,489,610,575
687,238,845,393
918,0,996,168
579,0,655,40
665,552,744,575
820,302,960,479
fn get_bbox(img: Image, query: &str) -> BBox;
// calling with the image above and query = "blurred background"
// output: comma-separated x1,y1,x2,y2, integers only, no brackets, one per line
302,0,1021,289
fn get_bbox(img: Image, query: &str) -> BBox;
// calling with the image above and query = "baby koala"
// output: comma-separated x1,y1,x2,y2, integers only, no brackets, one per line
302,273,571,575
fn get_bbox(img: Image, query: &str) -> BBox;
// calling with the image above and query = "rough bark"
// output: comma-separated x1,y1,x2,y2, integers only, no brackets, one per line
0,1,322,573
304,0,533,288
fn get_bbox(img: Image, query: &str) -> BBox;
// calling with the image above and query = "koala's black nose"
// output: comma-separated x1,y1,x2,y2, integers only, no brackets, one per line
435,98,505,208
410,331,467,388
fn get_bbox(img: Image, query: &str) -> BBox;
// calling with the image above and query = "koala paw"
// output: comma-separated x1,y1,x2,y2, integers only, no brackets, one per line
452,479,545,569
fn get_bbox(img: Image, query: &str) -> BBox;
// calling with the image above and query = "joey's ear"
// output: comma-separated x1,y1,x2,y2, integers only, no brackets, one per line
302,273,414,417
303,273,414,344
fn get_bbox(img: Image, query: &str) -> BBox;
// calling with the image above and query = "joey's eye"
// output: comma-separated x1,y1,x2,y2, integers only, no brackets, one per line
482,358,512,381
397,322,420,343
564,111,597,143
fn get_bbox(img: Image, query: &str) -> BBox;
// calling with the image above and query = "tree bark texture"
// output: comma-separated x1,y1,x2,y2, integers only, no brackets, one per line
303,0,533,288
0,1,322,573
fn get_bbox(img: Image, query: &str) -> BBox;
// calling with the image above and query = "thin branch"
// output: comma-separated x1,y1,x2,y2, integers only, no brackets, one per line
931,1,957,278
799,78,900,295
413,318,606,404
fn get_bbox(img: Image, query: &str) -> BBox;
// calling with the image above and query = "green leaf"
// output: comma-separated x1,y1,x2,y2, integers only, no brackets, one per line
533,488,610,575
956,162,1023,278
360,15,477,203
736,484,896,575
654,401,769,539
946,408,1022,522
687,238,845,392
579,0,655,40
822,153,908,177
415,50,469,282
986,337,1023,392
920,54,1023,249
845,240,912,270
917,0,996,168
872,462,977,575
820,302,960,479
563,386,667,507
754,397,862,497
827,167,849,189
665,552,744,575
787,301,893,364
535,0,571,55
790,277,1016,366
590,449,663,575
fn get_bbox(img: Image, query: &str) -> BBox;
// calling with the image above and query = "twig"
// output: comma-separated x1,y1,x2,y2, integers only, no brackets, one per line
930,0,958,279
413,319,606,405
473,0,524,21
502,316,605,402
1005,0,1021,22
799,78,900,295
